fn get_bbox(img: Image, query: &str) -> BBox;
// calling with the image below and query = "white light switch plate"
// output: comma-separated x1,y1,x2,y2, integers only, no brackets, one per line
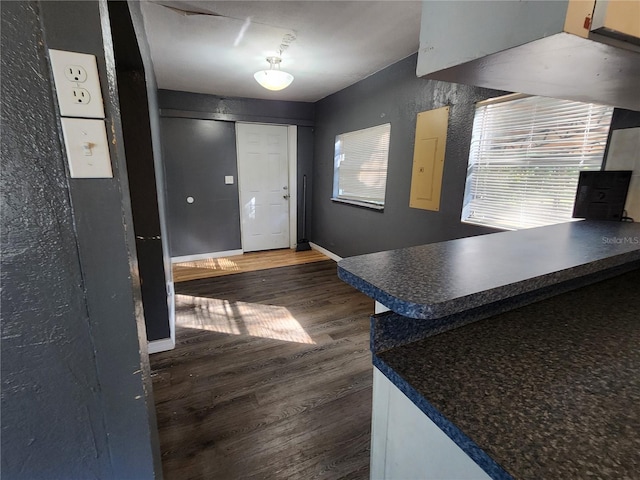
225,176,234,185
49,49,105,119
61,118,113,178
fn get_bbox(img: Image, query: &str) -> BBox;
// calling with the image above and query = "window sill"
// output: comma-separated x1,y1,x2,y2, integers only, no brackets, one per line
331,197,384,211
461,218,512,231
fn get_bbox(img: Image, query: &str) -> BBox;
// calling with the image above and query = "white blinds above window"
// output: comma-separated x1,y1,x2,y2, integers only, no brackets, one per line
461,96,613,230
333,123,391,206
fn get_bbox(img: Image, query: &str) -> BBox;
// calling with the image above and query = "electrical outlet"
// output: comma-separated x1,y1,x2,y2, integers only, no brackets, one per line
72,88,91,105
64,65,87,83
49,49,105,119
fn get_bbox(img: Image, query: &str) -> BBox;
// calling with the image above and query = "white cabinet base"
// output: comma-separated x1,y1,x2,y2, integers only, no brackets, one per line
371,368,491,480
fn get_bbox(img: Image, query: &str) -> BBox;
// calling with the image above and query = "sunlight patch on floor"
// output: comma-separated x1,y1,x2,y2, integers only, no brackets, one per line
176,258,240,272
176,294,315,344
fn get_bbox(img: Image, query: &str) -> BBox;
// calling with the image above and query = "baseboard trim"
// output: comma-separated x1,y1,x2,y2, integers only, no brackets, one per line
309,242,342,262
148,337,175,354
171,249,243,263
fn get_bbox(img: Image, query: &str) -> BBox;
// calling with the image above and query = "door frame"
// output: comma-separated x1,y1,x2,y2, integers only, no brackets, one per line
235,122,298,251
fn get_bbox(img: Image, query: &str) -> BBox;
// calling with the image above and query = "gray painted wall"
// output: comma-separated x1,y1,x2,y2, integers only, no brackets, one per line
158,90,315,257
311,54,502,258
109,1,171,341
297,126,315,241
1,1,160,477
607,108,640,133
128,4,174,283
159,89,315,126
127,9,175,339
161,117,242,257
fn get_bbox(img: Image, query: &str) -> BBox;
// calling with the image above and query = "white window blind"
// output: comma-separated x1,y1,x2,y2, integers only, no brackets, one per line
461,95,613,230
333,123,391,207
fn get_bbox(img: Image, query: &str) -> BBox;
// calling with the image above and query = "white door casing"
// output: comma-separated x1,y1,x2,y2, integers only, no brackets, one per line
237,123,290,252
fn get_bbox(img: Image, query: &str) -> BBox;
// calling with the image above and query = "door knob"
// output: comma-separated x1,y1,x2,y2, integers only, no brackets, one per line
283,194,290,199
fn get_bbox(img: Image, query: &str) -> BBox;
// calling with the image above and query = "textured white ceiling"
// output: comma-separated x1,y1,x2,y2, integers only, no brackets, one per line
140,1,422,102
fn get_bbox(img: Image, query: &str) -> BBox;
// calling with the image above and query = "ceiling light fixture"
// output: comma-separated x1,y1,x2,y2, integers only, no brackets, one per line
254,56,294,91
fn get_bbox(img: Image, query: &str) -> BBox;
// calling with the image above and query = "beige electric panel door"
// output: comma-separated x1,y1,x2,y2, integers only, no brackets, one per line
565,0,640,40
592,0,640,40
409,106,449,211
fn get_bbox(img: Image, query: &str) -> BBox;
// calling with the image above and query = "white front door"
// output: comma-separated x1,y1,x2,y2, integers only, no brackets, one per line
236,123,290,252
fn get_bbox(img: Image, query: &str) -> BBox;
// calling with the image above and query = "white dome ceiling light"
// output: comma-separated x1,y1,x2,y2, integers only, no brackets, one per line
254,56,294,91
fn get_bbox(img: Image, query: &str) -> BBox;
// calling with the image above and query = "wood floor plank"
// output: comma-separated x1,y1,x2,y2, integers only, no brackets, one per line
173,248,329,282
151,260,374,480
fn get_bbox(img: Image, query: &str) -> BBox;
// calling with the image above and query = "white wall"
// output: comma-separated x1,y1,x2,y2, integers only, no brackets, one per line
417,0,567,75
605,127,640,221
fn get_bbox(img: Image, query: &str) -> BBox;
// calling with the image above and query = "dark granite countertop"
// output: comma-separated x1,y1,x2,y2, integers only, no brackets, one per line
375,268,640,480
338,221,640,320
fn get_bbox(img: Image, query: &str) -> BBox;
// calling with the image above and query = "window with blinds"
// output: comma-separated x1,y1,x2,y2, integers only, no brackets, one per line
332,123,391,208
461,95,613,230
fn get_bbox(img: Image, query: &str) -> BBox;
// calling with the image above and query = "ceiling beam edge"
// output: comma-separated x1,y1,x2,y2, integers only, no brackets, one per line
159,108,315,127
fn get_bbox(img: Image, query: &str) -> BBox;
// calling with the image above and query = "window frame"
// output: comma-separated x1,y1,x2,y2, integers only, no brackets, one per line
461,94,614,231
331,123,391,211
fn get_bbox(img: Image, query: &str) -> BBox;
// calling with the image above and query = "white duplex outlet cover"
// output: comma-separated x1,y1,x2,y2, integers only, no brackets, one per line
49,49,105,119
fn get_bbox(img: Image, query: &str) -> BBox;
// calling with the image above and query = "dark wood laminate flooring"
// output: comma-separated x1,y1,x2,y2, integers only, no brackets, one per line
151,260,374,480
173,248,329,282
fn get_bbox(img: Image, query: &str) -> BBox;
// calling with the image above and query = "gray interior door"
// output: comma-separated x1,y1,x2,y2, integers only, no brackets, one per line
161,117,242,258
